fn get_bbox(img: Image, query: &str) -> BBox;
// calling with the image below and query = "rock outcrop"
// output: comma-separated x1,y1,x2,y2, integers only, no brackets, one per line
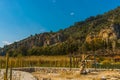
86,24,118,44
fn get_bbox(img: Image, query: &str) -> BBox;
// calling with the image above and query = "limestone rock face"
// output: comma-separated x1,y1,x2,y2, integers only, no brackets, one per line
86,32,97,43
43,33,64,46
99,27,117,42
86,25,119,43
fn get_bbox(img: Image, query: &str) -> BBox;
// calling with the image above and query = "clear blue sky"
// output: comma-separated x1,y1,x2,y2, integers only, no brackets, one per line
0,0,120,47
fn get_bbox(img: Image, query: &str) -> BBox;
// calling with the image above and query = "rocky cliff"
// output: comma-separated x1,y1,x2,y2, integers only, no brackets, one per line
1,7,120,56
86,24,119,43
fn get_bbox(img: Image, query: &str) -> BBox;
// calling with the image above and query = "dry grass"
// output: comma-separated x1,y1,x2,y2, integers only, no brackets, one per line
0,56,70,68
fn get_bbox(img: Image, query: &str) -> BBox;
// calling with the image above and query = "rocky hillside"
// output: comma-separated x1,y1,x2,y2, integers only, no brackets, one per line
1,7,120,56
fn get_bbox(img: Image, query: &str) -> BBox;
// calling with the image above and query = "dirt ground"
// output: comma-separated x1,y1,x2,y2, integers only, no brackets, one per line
32,69,120,80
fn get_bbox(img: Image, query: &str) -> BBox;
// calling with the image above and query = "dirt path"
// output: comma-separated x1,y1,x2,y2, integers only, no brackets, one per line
0,69,37,80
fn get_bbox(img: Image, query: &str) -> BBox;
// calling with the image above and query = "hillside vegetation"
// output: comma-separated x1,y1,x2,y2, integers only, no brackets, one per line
1,7,120,56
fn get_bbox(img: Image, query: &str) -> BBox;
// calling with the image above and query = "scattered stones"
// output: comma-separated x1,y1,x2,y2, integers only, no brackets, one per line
32,68,120,80
101,76,106,80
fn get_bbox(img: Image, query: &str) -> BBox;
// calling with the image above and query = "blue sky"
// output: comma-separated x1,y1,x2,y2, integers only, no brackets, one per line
0,0,120,47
